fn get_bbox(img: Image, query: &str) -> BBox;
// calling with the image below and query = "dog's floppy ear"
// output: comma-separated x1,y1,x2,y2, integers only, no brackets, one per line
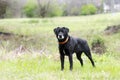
63,27,69,33
54,27,59,34
66,27,69,33
54,28,57,34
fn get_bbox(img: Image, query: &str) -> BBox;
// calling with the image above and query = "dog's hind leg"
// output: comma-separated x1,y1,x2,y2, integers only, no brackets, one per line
83,43,95,67
76,52,83,67
84,51,95,67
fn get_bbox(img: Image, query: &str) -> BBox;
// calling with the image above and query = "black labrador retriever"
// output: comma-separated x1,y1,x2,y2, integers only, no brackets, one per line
54,27,95,70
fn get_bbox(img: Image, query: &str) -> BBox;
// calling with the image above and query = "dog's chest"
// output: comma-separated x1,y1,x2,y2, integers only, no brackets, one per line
62,42,75,53
63,43,72,50
63,49,69,55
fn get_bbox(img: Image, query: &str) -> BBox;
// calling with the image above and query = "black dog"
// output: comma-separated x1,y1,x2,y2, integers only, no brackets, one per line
54,27,95,70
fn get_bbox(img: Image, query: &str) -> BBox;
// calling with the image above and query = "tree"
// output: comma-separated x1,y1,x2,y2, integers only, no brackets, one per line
37,0,50,17
6,0,27,18
110,0,115,12
0,0,7,18
23,1,37,17
37,0,63,17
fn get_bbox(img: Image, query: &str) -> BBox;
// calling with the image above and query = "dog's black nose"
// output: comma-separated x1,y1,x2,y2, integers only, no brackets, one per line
58,34,64,39
58,35,62,38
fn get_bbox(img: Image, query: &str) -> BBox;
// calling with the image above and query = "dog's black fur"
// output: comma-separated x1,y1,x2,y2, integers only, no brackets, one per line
54,27,95,70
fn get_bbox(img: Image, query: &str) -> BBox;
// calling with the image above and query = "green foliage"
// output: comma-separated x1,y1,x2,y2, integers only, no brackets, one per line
23,1,63,18
91,35,106,54
91,35,105,46
80,4,98,15
47,3,63,17
23,2,37,17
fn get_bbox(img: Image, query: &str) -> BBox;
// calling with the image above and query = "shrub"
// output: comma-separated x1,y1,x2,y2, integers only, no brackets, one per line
47,3,63,17
91,35,106,54
80,4,97,15
23,3,37,17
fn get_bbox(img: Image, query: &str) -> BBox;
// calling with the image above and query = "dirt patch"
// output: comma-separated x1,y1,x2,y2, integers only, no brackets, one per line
91,36,106,54
0,32,14,40
0,32,29,51
0,32,25,40
92,43,106,54
104,25,120,35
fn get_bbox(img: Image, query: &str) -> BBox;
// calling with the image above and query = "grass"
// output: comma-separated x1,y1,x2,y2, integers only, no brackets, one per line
0,54,120,80
0,13,120,80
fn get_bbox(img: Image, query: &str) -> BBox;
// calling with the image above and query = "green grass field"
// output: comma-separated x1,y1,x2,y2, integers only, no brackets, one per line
0,13,120,80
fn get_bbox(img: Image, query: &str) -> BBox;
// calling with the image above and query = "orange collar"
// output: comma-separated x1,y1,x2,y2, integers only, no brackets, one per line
59,37,69,44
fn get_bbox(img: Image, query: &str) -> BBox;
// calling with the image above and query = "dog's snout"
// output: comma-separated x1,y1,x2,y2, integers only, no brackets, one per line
58,32,64,39
58,32,63,36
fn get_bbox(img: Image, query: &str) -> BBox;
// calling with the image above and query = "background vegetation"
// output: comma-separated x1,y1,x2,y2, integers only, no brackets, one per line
1,0,120,18
80,4,97,15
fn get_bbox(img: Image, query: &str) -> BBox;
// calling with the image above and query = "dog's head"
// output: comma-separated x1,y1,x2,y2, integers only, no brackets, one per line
54,27,69,41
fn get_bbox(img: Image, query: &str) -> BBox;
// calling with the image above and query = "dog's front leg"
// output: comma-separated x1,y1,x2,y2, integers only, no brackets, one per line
68,53,73,71
59,47,65,71
60,54,64,71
